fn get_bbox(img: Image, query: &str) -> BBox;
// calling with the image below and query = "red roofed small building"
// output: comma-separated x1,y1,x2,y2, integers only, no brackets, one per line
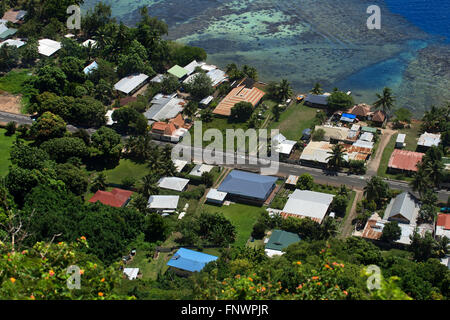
436,214,450,239
89,188,133,208
388,149,424,174
151,114,191,142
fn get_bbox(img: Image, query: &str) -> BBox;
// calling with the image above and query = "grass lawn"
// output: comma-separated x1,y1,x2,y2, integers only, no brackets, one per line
400,122,421,152
203,203,265,247
269,102,319,141
0,129,16,177
0,69,34,113
100,159,149,186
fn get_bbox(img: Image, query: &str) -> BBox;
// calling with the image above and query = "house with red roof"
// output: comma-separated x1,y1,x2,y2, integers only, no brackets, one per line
388,149,424,175
89,188,133,208
151,114,191,142
436,214,450,239
213,78,265,117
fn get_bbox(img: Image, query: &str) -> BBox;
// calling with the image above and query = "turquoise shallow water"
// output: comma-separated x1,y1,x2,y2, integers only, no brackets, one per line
83,0,450,116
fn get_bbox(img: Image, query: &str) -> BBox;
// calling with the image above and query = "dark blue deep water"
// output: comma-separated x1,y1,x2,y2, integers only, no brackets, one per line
385,0,450,42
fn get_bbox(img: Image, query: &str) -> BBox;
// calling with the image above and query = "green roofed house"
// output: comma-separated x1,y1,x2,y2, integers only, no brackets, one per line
361,126,377,134
264,230,301,257
167,65,189,79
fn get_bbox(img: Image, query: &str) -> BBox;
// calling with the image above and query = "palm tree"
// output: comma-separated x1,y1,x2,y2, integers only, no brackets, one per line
310,82,323,95
326,144,347,169
410,166,431,197
364,176,390,204
141,174,159,198
276,79,293,102
373,87,395,116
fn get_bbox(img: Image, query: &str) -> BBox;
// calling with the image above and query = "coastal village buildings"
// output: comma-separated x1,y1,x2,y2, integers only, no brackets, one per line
213,78,265,117
388,149,424,174
361,192,430,245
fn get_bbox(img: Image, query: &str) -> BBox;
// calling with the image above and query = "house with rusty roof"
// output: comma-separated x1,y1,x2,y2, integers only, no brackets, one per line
349,104,372,119
388,149,425,174
369,110,387,126
361,192,426,245
213,78,265,117
2,9,27,24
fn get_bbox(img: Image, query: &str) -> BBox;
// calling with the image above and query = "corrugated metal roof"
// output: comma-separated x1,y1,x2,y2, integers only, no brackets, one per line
418,132,441,147
167,248,218,272
305,93,330,105
114,73,149,94
144,96,185,121
385,192,417,223
206,189,228,202
158,177,189,192
218,170,277,200
38,39,61,56
168,65,188,78
147,195,179,209
388,149,424,172
282,190,334,223
265,230,301,251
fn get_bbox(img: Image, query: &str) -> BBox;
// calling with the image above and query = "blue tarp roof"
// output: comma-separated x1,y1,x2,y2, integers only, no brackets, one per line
340,113,356,122
218,170,277,200
167,248,218,272
302,128,312,135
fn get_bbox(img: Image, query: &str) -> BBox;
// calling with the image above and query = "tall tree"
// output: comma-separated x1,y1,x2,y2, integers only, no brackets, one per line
373,87,395,116
326,144,347,169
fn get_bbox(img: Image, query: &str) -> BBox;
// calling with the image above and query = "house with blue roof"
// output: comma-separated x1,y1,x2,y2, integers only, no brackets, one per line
217,170,277,205
167,248,218,276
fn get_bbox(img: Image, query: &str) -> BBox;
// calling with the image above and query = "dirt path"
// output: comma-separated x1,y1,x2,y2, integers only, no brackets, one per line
339,190,363,239
366,128,396,176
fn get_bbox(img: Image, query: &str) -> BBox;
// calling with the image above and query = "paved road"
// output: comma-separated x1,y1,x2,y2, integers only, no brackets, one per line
170,144,450,202
0,111,33,125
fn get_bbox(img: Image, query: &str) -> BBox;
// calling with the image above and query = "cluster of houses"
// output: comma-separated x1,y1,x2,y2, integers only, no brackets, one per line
300,122,378,167
388,131,441,175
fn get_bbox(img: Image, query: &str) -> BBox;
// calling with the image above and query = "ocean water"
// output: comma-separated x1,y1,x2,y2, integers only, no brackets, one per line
83,0,450,116
384,0,450,42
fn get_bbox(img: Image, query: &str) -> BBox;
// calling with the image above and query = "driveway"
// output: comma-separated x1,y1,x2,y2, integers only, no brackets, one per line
366,128,396,176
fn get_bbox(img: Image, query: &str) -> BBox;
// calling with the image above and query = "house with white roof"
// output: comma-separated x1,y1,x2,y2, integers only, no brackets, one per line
114,73,149,95
38,39,61,57
123,268,140,280
144,94,186,123
0,38,25,48
206,189,228,205
396,133,406,149
189,164,214,177
173,159,188,173
272,133,297,156
82,39,97,48
417,132,441,150
105,109,117,126
280,190,335,224
147,195,180,213
157,177,189,192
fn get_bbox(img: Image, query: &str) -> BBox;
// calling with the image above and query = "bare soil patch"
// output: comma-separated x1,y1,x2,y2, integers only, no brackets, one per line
0,93,22,114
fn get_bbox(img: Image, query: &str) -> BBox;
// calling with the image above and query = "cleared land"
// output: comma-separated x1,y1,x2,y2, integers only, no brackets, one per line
0,70,33,113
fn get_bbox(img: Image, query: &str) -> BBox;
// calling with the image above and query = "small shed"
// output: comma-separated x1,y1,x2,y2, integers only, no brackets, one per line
206,189,228,205
396,134,406,149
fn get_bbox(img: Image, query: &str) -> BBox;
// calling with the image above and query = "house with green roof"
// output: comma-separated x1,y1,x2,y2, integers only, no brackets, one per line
167,65,189,79
264,230,301,257
361,126,378,134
